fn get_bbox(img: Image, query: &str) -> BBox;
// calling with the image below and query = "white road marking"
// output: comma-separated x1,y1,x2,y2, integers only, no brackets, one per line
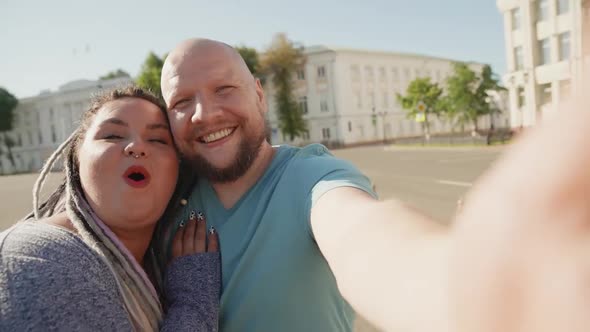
436,180,473,187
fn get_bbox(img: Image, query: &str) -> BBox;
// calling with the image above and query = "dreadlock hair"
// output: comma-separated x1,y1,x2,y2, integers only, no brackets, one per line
31,85,169,331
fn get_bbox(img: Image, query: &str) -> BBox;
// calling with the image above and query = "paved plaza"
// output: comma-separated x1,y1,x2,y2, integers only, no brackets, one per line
0,145,504,331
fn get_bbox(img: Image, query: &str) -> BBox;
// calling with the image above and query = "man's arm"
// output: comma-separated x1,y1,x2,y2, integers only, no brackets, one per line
311,187,451,332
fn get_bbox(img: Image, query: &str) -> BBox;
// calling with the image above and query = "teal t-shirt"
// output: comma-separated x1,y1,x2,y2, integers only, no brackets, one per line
173,144,376,332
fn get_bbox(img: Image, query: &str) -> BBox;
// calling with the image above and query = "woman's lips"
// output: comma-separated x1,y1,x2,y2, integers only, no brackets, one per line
123,165,151,188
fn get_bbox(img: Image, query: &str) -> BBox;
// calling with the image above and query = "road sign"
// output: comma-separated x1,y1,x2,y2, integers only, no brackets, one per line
416,101,427,113
415,113,426,123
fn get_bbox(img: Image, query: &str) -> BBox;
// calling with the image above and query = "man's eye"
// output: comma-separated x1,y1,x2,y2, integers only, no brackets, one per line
104,134,123,140
216,86,234,95
174,98,192,109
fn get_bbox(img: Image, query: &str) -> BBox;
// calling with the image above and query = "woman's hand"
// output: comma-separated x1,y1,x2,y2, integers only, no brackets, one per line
172,211,218,259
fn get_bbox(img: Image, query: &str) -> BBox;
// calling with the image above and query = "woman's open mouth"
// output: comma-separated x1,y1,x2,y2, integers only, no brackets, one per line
123,165,151,188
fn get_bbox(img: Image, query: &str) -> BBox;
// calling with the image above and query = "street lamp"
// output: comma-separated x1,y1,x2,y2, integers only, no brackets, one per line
372,107,388,144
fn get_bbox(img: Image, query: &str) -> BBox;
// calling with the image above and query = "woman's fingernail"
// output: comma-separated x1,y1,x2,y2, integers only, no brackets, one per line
209,226,216,235
197,211,205,221
179,220,186,228
189,210,196,220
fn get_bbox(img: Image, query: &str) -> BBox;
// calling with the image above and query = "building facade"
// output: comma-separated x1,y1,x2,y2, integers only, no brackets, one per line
265,46,509,147
497,0,588,128
0,77,133,174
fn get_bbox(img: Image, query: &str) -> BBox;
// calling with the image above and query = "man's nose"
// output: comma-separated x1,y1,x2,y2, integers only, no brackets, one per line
190,96,221,124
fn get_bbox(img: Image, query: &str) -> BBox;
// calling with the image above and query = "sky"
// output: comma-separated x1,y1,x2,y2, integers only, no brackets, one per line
0,0,506,98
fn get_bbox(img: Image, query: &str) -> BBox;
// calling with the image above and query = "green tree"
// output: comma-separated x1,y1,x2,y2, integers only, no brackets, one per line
396,77,444,141
443,63,480,135
444,63,505,136
475,65,506,129
136,52,166,99
0,87,18,170
235,46,260,76
259,33,307,141
99,69,131,80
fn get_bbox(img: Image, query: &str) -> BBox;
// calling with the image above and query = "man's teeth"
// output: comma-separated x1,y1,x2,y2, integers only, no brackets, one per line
201,128,233,143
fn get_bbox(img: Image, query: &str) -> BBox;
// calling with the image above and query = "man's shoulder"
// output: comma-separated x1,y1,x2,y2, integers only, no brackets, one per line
278,143,333,160
277,143,359,176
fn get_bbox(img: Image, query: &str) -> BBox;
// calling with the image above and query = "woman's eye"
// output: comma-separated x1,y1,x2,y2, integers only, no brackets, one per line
104,134,123,140
149,138,169,145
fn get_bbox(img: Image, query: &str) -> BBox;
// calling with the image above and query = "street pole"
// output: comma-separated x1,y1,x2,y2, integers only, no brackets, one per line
381,112,387,145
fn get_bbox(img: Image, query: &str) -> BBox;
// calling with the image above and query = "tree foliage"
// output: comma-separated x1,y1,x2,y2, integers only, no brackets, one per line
235,46,260,76
443,63,505,134
136,52,166,99
259,33,307,141
396,77,444,139
0,87,18,169
99,69,131,80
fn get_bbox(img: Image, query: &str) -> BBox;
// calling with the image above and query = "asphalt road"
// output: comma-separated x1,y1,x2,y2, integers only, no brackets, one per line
0,145,504,331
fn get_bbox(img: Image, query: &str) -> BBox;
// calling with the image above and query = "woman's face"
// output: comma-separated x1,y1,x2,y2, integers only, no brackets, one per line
78,97,179,232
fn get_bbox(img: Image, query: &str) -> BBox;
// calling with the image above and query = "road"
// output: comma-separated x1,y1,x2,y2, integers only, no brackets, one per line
0,145,504,331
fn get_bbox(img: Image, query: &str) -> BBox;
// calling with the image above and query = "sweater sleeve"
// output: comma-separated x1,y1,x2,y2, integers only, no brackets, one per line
0,226,134,331
161,252,221,332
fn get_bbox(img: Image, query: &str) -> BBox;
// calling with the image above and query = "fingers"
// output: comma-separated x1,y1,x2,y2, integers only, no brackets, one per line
171,211,218,261
172,220,184,259
182,211,197,254
195,212,206,253
208,227,219,252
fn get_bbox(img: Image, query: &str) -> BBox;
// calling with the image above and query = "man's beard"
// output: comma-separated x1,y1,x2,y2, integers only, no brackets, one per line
182,128,266,184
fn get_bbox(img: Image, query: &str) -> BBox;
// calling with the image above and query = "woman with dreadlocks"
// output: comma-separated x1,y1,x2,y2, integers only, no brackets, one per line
0,86,220,331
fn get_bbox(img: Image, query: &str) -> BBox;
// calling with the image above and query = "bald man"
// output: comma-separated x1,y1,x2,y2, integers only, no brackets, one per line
158,38,590,332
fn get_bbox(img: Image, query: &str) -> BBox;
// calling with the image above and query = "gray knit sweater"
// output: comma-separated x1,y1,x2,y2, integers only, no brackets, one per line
0,222,220,331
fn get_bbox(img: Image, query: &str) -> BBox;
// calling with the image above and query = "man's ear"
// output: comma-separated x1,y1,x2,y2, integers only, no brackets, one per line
254,78,268,114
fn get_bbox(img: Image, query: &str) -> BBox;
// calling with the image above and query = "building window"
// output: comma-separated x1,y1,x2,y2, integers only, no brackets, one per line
537,0,549,22
348,121,352,132
404,68,411,81
296,69,305,80
51,125,57,143
364,66,374,82
539,83,552,105
302,130,310,140
558,32,571,61
320,98,329,112
514,46,524,70
517,87,526,108
49,108,54,121
557,0,569,15
321,128,331,140
350,65,360,82
425,69,431,78
381,92,388,108
354,92,362,109
38,131,43,145
538,38,550,65
17,133,22,146
368,92,375,108
391,68,399,81
317,66,326,79
559,80,571,100
414,68,420,78
511,7,521,30
27,131,33,146
24,111,31,127
298,96,308,114
379,67,387,83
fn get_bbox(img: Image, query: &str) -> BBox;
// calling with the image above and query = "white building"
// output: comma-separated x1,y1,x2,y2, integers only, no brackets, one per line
497,0,589,128
265,46,509,147
0,77,133,174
